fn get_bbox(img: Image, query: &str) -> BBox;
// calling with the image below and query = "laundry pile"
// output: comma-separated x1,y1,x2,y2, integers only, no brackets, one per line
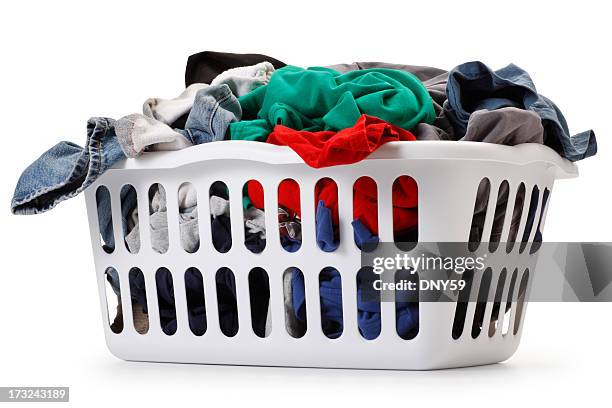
11,51,597,339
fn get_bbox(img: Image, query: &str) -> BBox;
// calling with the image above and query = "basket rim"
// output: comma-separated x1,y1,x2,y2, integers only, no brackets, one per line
112,140,579,179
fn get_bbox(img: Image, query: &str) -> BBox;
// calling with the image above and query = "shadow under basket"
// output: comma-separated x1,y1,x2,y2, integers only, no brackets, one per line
85,141,578,370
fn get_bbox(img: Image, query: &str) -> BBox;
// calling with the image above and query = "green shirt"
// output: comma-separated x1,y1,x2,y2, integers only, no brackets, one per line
230,66,436,141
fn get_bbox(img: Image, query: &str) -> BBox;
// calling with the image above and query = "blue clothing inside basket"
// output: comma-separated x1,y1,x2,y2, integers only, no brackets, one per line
315,200,380,252
352,218,380,250
293,267,344,338
316,201,337,251
113,266,239,337
212,213,267,254
281,235,302,252
444,61,597,162
97,186,137,250
291,264,419,340
106,201,392,337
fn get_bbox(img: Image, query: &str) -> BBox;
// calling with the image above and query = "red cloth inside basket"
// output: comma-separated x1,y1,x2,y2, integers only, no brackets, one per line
247,115,419,235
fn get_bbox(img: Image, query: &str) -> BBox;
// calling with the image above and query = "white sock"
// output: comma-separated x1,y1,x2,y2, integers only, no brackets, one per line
142,83,208,125
115,114,191,157
211,61,275,97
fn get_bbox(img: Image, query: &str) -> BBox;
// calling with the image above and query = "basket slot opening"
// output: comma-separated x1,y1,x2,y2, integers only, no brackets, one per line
395,269,419,340
519,185,541,253
95,186,115,253
530,188,551,254
249,268,271,338
488,268,507,337
452,269,474,339
185,268,206,336
506,183,526,253
216,267,238,337
319,267,343,339
489,181,510,253
353,177,378,252
278,180,301,253
129,268,149,334
513,269,530,335
469,178,491,252
210,181,232,253
119,185,139,253
501,268,519,336
393,175,419,251
104,267,122,333
155,267,177,335
471,267,492,339
178,182,199,253
243,180,265,254
315,178,340,252
149,184,169,254
356,267,381,340
283,268,306,338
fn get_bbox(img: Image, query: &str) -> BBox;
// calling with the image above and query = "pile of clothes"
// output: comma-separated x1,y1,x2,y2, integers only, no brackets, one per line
11,51,597,339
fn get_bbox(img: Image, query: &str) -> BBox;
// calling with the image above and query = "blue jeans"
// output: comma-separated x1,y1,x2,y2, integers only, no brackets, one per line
12,117,125,215
178,84,241,145
444,61,597,162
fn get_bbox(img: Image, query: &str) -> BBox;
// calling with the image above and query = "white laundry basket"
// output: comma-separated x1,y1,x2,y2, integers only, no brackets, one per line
84,140,577,370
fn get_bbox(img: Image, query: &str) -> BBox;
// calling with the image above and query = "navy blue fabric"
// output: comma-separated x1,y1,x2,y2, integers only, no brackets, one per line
211,214,232,253
352,219,379,251
215,267,239,337
109,266,237,336
356,272,382,340
316,201,410,252
292,264,419,340
249,268,271,337
185,267,207,336
212,213,266,253
315,200,338,252
444,61,597,162
108,203,418,338
245,230,266,253
280,235,301,252
292,267,344,339
155,268,178,335
97,186,137,250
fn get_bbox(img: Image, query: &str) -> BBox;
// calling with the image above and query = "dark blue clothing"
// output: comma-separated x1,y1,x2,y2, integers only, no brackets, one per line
292,265,419,340
212,213,266,254
444,61,597,162
292,267,344,339
352,219,379,251
280,235,301,252
315,200,380,252
96,186,137,250
215,267,239,337
108,266,237,337
316,200,338,252
108,203,416,338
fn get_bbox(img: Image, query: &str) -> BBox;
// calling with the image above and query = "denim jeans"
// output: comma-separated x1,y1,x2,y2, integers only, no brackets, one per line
11,117,125,215
444,61,597,162
178,84,241,145
96,186,137,250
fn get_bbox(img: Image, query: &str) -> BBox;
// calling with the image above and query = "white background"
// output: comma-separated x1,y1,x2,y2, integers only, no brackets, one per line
0,0,610,406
